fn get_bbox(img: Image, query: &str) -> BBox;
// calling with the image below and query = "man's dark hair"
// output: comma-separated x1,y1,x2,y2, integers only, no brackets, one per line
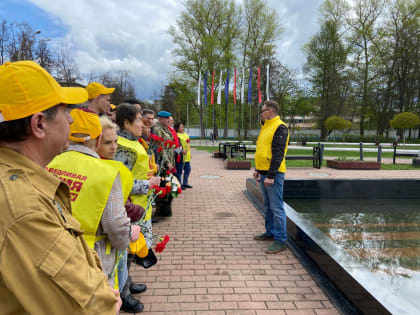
263,100,279,113
116,103,141,130
0,105,59,142
124,99,142,105
141,109,154,116
174,122,184,132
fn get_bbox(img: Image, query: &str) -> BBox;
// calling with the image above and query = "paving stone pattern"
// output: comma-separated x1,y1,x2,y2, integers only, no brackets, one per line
123,149,350,315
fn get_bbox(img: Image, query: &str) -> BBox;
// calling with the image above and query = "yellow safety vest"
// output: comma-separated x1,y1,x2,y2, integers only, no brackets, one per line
47,150,133,249
139,138,158,175
255,116,289,173
117,136,153,221
177,132,191,162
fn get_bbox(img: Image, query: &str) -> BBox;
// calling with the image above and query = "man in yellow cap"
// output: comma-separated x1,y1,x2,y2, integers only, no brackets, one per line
0,61,121,314
86,82,115,115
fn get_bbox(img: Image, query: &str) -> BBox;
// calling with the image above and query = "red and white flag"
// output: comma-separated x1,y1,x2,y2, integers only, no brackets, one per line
217,70,222,105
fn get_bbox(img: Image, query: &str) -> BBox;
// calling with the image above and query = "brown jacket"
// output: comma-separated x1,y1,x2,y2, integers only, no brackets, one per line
0,147,117,315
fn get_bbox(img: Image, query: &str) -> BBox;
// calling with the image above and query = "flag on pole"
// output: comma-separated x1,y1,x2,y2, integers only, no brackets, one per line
257,66,262,104
240,68,244,103
204,71,207,106
217,70,222,105
225,69,229,105
197,72,201,106
248,68,253,104
266,64,270,101
233,68,237,104
210,70,215,105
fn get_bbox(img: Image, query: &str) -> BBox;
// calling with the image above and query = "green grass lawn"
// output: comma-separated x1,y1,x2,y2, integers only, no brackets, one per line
310,144,420,150
192,146,420,170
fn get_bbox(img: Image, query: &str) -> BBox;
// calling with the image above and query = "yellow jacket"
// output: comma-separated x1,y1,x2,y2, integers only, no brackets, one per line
177,132,191,162
118,136,153,221
255,116,289,173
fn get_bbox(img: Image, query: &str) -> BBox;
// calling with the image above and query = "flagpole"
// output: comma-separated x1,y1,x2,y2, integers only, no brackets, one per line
248,67,253,138
233,68,236,139
249,103,251,137
187,104,189,133
224,69,230,140
241,68,244,138
232,86,235,139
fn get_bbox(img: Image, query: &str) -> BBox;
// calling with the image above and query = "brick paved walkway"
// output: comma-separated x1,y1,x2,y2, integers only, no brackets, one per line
127,149,341,315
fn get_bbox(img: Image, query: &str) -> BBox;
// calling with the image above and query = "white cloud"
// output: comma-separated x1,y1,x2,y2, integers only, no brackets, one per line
29,0,322,99
267,0,323,70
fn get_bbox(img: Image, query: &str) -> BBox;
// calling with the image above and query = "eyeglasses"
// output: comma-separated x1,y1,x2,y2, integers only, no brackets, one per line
261,108,270,113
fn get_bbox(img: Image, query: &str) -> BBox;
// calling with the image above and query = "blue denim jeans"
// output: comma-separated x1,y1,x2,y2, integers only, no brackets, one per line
182,161,191,186
117,249,128,293
175,153,184,184
259,172,287,244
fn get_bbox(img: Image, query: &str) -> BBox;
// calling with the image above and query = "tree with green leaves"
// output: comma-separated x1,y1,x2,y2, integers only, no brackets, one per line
238,0,282,138
169,0,241,138
347,0,386,136
303,11,349,140
390,112,420,143
324,115,352,141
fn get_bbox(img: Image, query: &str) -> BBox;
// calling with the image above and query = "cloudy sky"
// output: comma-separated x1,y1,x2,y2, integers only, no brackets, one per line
1,0,323,100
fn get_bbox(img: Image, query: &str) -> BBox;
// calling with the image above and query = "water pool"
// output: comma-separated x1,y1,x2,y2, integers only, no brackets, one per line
287,198,420,311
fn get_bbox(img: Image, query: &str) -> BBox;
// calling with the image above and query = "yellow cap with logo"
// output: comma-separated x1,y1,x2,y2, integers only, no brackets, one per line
86,82,115,100
69,109,102,143
0,61,88,122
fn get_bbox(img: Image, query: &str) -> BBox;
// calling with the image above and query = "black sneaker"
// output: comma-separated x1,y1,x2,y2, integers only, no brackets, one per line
121,295,144,313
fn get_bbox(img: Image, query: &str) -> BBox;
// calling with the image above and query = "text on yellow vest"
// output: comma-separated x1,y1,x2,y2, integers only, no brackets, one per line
47,150,133,249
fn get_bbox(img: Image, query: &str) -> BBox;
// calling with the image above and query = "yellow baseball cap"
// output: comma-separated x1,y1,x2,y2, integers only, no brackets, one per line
86,82,115,99
0,61,88,122
69,109,102,143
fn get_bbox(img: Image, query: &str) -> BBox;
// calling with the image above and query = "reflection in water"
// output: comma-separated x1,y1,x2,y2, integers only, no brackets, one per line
287,199,420,278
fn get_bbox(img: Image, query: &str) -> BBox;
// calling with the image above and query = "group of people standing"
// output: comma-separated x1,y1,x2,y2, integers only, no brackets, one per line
0,60,290,315
0,60,191,314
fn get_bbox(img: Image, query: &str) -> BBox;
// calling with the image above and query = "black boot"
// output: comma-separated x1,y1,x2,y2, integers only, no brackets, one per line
121,295,144,313
130,283,147,294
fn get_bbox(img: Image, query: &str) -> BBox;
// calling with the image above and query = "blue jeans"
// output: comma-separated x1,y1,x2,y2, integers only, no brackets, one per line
175,154,184,184
117,249,128,293
259,172,287,244
182,161,191,186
